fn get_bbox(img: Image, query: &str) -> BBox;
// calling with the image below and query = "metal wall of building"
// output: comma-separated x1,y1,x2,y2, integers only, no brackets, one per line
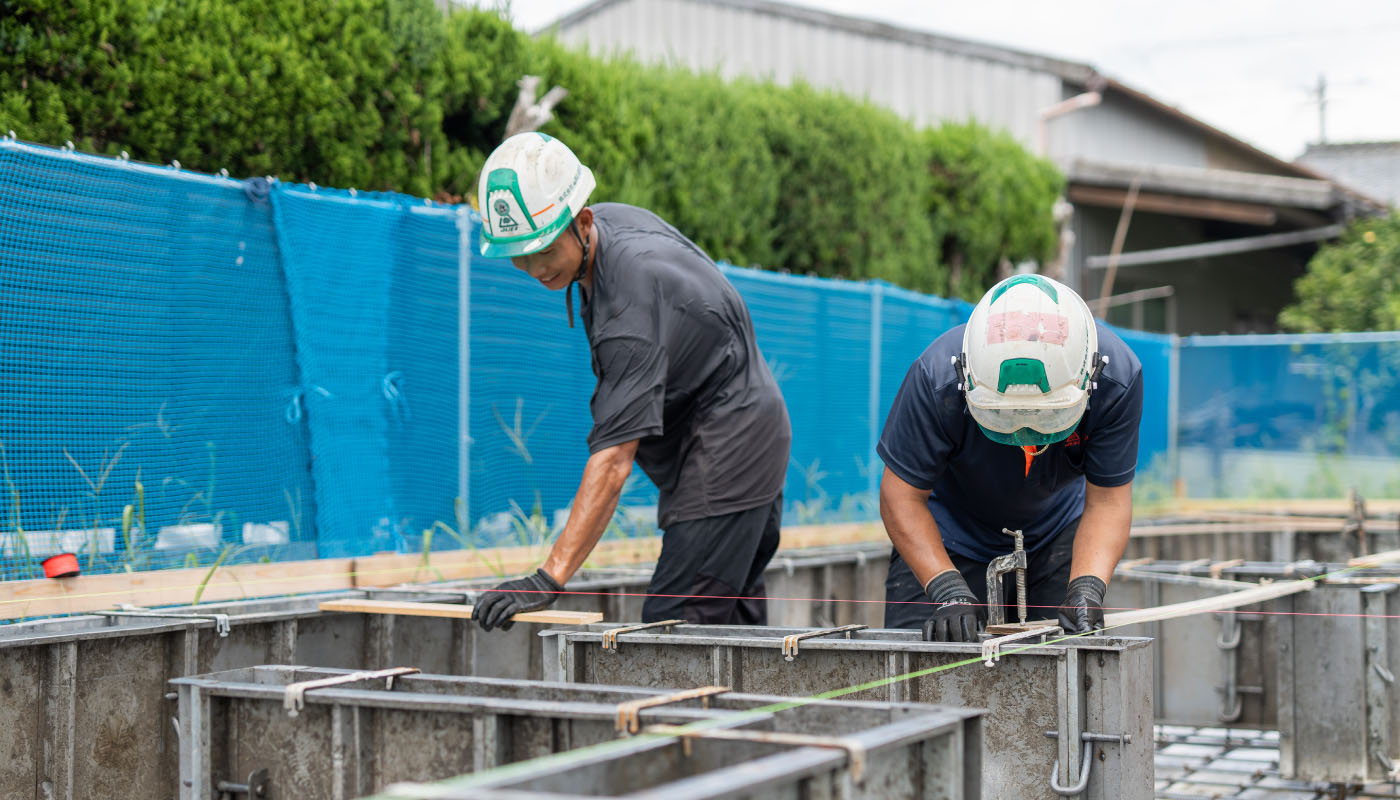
551,0,1065,146
1048,94,1210,169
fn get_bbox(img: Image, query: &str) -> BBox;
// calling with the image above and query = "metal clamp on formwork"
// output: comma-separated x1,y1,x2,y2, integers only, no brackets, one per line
615,686,730,734
981,625,1061,668
215,768,270,800
643,724,869,783
104,605,233,637
601,620,685,653
781,624,867,662
986,529,1029,626
282,667,420,717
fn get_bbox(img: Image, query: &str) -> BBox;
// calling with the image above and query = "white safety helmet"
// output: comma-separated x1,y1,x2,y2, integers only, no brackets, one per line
477,132,595,259
954,274,1106,447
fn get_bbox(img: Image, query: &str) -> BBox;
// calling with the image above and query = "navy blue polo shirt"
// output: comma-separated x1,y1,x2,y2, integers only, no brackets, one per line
876,321,1143,562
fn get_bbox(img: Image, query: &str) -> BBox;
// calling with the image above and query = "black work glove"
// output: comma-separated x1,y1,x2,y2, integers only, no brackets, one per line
921,570,985,643
1057,575,1107,634
475,569,564,632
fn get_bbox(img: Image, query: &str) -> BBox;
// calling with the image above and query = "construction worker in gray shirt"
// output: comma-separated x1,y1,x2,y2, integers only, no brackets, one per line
472,133,792,632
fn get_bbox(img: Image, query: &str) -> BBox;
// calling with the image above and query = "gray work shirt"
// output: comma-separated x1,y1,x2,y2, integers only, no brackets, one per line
580,203,791,528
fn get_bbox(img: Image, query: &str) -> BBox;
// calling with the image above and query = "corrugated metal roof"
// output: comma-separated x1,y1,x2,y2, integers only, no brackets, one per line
1068,158,1340,211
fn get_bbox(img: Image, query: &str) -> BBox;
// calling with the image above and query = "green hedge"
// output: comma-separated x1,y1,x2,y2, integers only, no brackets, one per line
1,1,1062,297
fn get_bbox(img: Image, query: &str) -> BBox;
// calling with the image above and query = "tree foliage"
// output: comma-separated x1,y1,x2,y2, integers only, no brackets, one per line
1279,213,1400,332
0,1,1063,297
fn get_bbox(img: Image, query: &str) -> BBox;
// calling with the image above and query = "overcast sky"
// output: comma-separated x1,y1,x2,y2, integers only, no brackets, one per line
473,0,1400,161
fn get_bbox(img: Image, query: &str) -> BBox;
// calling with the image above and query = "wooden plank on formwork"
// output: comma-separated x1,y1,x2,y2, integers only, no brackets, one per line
1349,548,1400,569
348,537,666,589
317,599,602,625
780,522,885,549
0,558,356,621
1162,498,1400,517
1104,579,1314,628
1129,521,1340,537
0,522,887,618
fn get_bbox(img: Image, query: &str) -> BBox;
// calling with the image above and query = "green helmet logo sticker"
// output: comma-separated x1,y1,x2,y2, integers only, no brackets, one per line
484,168,538,239
997,358,1051,393
492,198,519,232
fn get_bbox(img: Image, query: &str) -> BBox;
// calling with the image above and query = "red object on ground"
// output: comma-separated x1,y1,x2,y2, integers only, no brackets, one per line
42,553,80,579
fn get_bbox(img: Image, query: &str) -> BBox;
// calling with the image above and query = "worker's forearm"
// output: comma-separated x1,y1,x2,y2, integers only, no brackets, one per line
879,467,956,589
1070,481,1134,583
540,444,636,584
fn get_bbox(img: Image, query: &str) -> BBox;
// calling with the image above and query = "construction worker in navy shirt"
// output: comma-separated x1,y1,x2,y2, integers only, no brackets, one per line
878,274,1142,641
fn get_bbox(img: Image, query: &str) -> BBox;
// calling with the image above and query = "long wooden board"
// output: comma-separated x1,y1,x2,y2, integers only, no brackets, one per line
317,599,602,625
0,558,355,621
1104,579,1315,628
0,522,889,620
1349,548,1400,569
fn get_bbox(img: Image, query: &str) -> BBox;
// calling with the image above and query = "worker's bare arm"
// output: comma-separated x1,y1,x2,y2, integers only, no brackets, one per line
1071,480,1133,583
540,440,639,584
880,466,959,585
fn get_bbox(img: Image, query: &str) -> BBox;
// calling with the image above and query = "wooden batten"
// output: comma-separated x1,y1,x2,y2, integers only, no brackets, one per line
318,599,603,625
0,559,355,621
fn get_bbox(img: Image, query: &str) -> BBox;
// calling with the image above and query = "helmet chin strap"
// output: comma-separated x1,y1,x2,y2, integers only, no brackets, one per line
564,220,591,329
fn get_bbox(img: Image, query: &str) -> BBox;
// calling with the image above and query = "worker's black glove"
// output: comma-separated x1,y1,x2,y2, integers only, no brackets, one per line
921,569,985,643
1057,575,1107,634
475,569,564,632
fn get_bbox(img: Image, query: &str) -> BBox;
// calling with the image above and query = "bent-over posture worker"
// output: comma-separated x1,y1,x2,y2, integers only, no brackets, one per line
879,274,1142,641
473,133,791,631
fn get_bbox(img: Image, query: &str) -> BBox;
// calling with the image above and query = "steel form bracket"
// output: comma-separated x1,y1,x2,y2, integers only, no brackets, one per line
980,625,1061,668
1215,611,1264,722
105,606,232,637
781,624,867,661
614,686,730,734
1054,646,1088,798
643,724,869,783
282,666,420,717
1364,584,1398,780
215,768,269,800
601,619,685,653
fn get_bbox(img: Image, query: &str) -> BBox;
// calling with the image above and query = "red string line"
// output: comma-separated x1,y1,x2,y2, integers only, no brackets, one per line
463,587,1400,619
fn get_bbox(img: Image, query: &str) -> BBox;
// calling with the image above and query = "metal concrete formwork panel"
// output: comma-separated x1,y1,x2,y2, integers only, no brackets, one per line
0,568,650,800
0,547,888,800
542,624,1154,800
174,666,982,800
1278,583,1400,784
1106,574,1284,729
1122,524,1397,566
368,704,981,800
1109,559,1400,785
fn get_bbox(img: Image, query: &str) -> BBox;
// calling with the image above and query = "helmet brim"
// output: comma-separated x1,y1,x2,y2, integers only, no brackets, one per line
477,208,575,259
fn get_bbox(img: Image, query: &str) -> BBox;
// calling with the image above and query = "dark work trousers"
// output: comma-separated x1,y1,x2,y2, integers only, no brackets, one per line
642,496,783,624
883,518,1080,629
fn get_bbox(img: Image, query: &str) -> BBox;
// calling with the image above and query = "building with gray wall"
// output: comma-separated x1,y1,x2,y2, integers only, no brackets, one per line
542,0,1383,333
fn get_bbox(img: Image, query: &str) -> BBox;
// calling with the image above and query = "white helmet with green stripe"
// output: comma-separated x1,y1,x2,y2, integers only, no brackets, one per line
477,132,595,259
954,274,1105,447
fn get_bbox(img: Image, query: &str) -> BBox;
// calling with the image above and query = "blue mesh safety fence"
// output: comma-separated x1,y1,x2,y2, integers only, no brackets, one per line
4,137,1309,587
0,143,316,579
1177,333,1400,498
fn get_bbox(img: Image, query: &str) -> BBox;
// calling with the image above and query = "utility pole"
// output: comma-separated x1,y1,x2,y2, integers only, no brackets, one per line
1314,73,1328,144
